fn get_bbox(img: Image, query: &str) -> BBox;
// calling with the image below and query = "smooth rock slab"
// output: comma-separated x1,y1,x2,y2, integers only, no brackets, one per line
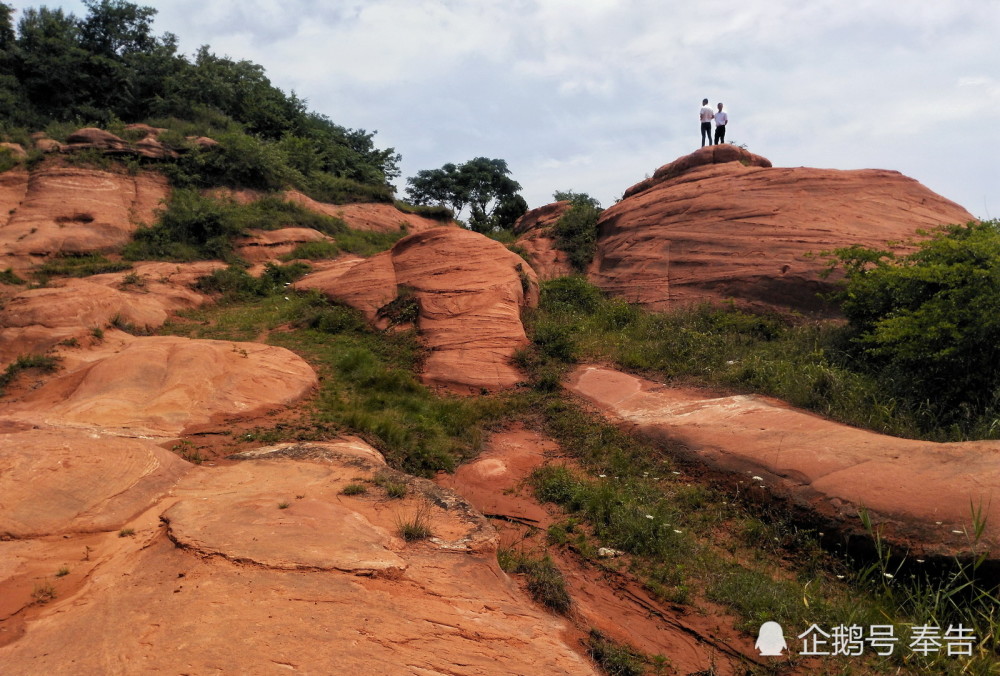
567,365,1000,558
3,336,317,436
0,427,190,537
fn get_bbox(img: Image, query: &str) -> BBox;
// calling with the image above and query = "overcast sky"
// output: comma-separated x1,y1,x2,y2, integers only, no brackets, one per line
9,0,999,217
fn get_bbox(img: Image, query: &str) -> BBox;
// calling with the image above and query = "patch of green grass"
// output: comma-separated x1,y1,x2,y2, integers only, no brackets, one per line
55,566,70,578
395,501,433,541
118,528,135,538
193,262,310,303
283,240,341,260
340,483,368,496
0,268,24,285
373,473,408,499
497,548,572,614
0,354,61,395
31,253,131,281
586,629,647,676
393,201,453,221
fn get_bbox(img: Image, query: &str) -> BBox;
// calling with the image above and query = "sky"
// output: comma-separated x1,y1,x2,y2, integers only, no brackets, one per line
8,0,999,217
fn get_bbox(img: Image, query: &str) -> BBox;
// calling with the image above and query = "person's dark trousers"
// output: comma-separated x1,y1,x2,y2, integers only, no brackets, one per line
701,122,712,146
714,125,726,144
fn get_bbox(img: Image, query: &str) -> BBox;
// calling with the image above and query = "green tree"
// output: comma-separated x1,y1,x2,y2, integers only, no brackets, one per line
405,157,524,232
828,220,1000,431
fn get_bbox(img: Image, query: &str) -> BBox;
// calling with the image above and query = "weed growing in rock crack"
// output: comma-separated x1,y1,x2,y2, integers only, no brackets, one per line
277,501,290,509
340,483,368,496
395,501,433,541
497,547,571,614
31,581,57,604
118,528,135,538
55,566,70,578
373,473,408,499
585,629,651,676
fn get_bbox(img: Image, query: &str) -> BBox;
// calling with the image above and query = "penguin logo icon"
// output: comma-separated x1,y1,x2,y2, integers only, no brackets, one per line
755,621,787,656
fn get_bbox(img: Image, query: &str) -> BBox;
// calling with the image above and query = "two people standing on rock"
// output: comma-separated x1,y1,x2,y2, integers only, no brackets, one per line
699,99,728,147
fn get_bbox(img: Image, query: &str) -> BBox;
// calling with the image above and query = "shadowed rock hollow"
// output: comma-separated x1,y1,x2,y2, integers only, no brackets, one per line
297,226,539,393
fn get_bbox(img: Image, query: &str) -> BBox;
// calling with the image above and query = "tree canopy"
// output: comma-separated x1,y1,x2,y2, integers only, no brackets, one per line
0,1,399,195
405,157,526,232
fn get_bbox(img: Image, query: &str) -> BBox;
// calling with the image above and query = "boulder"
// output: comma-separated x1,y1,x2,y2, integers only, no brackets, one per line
234,227,332,263
297,227,539,392
64,127,127,150
0,142,26,159
590,150,975,314
2,336,318,437
512,200,574,279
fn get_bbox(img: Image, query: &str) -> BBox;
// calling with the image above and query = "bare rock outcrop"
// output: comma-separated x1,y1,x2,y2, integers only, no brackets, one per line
0,427,190,537
0,262,222,367
0,166,168,259
3,336,317,437
284,189,448,234
589,148,975,313
512,200,574,279
234,226,332,262
0,440,595,675
297,227,539,392
567,365,1000,560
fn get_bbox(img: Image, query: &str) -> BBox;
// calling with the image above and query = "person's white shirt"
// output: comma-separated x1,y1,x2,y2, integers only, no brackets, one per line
715,110,728,126
700,105,714,122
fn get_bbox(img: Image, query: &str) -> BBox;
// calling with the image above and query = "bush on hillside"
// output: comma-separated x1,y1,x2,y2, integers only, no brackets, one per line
827,220,1000,431
551,190,603,272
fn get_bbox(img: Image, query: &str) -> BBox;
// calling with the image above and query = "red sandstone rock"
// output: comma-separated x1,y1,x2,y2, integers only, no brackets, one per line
65,127,127,150
234,227,332,263
0,427,190,537
567,365,1000,558
0,441,595,674
512,200,574,279
0,167,169,256
297,227,539,392
0,143,26,159
3,336,317,436
0,262,221,367
284,190,447,234
590,151,975,314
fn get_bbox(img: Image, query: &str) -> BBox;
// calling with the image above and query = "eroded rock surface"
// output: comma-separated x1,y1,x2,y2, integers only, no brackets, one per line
0,427,190,538
0,441,595,675
297,227,539,392
0,166,168,263
512,200,573,279
567,365,1000,558
3,336,317,436
0,262,222,368
588,148,975,313
285,190,448,234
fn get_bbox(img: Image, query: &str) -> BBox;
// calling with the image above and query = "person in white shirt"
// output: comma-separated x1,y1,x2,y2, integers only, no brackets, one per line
699,98,714,147
713,103,728,144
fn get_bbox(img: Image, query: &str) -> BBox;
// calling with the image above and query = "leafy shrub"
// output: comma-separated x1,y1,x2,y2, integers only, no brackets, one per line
827,220,1000,433
551,192,603,272
0,353,61,395
0,268,25,285
376,286,420,327
193,262,309,302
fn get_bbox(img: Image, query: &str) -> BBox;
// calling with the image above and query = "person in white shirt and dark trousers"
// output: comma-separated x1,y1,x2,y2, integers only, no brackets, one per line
699,98,714,147
713,103,728,144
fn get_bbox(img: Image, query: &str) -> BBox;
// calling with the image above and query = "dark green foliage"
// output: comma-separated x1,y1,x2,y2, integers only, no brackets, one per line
828,220,1000,434
497,549,571,613
1,2,399,196
393,200,453,221
193,262,309,302
586,629,645,676
0,353,61,395
124,190,350,261
376,286,420,327
0,267,24,284
405,157,525,232
551,191,603,272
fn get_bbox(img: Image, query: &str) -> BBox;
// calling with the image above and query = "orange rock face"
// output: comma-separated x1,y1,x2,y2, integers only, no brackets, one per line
3,336,318,436
567,365,1000,558
512,200,574,279
0,441,595,675
297,227,539,392
234,226,331,262
284,190,447,234
589,149,975,313
0,166,168,258
0,262,222,368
